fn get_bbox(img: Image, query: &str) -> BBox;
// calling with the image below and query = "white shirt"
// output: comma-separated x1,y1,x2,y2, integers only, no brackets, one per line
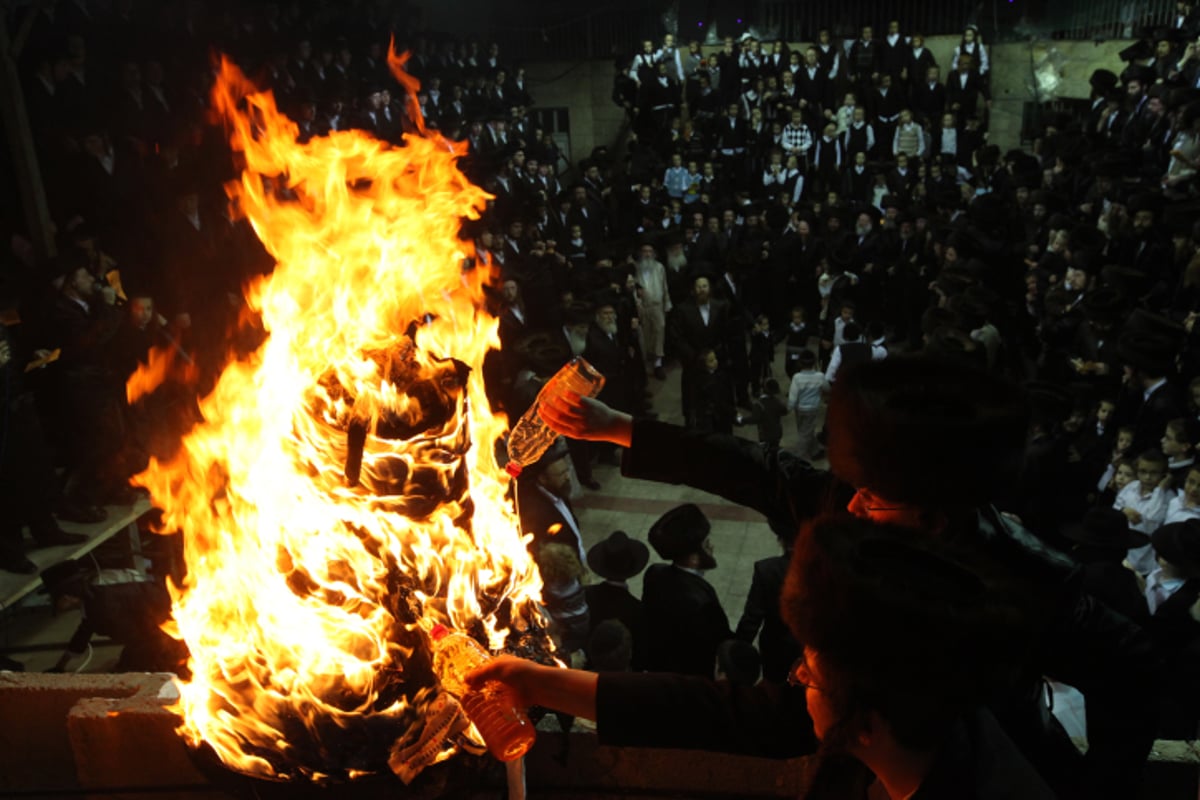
698,303,711,326
788,370,826,412
825,341,887,383
535,484,587,564
1165,493,1200,524
1114,481,1176,573
1144,567,1186,614
1143,378,1167,403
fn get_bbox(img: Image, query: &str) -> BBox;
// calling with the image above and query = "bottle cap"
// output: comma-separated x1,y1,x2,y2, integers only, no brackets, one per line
505,461,523,478
430,623,449,640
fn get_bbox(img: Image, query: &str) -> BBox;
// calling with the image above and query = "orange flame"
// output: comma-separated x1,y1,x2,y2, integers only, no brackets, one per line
134,47,546,781
126,344,197,403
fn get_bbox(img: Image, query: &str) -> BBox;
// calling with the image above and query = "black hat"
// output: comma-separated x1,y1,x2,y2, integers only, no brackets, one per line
1151,520,1200,577
826,356,1030,506
1089,69,1120,93
1119,42,1155,64
1118,331,1179,376
587,530,650,581
1026,381,1075,427
511,330,571,376
1128,192,1165,217
1062,508,1150,550
563,300,593,327
648,503,711,560
1081,287,1127,326
590,288,620,311
1069,224,1107,256
1124,307,1187,345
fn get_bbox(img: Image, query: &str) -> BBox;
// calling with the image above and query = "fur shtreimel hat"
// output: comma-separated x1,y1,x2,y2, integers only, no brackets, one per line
648,503,710,560
826,356,1030,506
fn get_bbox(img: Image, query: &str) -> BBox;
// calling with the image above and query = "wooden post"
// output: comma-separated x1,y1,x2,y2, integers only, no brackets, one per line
0,11,56,260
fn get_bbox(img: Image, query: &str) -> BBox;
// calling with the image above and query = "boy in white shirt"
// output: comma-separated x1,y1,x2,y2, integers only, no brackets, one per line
1165,464,1200,524
787,350,826,461
1113,449,1175,574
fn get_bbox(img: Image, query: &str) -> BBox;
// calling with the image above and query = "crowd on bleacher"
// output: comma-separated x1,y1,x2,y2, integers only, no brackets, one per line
1,0,1200,793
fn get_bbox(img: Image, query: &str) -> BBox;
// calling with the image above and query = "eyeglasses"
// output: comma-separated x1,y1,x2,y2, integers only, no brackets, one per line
787,656,823,691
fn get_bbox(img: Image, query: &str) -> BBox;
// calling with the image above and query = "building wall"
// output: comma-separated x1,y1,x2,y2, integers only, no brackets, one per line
988,38,1135,151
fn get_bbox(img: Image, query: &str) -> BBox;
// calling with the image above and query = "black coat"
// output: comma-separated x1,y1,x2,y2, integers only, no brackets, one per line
516,480,582,563
734,553,800,683
619,419,1158,800
945,71,988,120
584,324,634,413
910,80,946,125
1148,578,1200,738
641,563,732,677
668,298,736,368
585,581,645,669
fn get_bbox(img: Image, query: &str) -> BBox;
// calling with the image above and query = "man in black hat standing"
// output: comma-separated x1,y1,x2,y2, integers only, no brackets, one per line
669,273,736,424
1116,310,1187,454
585,530,649,670
642,503,732,677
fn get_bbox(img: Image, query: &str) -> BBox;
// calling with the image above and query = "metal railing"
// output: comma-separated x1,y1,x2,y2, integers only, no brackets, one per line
1046,0,1176,41
490,4,659,63
491,0,1182,62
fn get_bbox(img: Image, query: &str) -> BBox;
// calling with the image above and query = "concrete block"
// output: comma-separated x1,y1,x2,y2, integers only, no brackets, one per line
66,676,220,800
0,671,158,793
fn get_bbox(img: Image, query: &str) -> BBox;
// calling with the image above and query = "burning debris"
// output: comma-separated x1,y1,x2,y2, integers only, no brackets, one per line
132,47,554,784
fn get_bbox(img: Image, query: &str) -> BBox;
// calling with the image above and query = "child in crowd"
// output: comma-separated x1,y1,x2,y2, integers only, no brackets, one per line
783,306,812,378
1165,464,1200,523
1097,425,1135,495
1099,457,1137,507
682,160,702,204
787,350,826,460
1113,449,1175,575
743,378,788,450
691,348,736,435
834,92,857,135
663,153,689,201
537,543,592,656
748,314,773,395
1162,418,1197,486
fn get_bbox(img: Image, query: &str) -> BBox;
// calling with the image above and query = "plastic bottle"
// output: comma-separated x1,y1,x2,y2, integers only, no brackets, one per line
429,623,536,762
505,357,606,477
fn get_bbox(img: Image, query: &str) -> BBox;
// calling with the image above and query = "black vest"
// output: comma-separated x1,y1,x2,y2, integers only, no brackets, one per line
839,341,872,372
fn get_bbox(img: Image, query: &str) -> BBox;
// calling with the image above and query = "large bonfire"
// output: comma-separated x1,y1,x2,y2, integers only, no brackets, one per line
133,48,549,782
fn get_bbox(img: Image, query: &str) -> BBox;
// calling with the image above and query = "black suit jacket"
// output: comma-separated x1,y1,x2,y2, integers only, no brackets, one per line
945,71,988,119
735,553,801,683
910,81,946,125
641,563,732,677
516,480,582,563
668,298,735,368
584,324,634,412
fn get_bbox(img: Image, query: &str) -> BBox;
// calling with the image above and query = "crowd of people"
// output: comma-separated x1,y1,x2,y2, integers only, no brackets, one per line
2,0,1200,796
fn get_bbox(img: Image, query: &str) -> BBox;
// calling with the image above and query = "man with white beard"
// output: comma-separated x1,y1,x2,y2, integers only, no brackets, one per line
562,304,592,359
635,243,672,380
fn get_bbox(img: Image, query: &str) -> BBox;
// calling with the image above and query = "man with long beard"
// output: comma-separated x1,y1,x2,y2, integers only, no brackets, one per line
635,242,671,380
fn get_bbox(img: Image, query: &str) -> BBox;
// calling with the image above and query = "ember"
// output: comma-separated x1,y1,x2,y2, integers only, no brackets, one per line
132,46,553,783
